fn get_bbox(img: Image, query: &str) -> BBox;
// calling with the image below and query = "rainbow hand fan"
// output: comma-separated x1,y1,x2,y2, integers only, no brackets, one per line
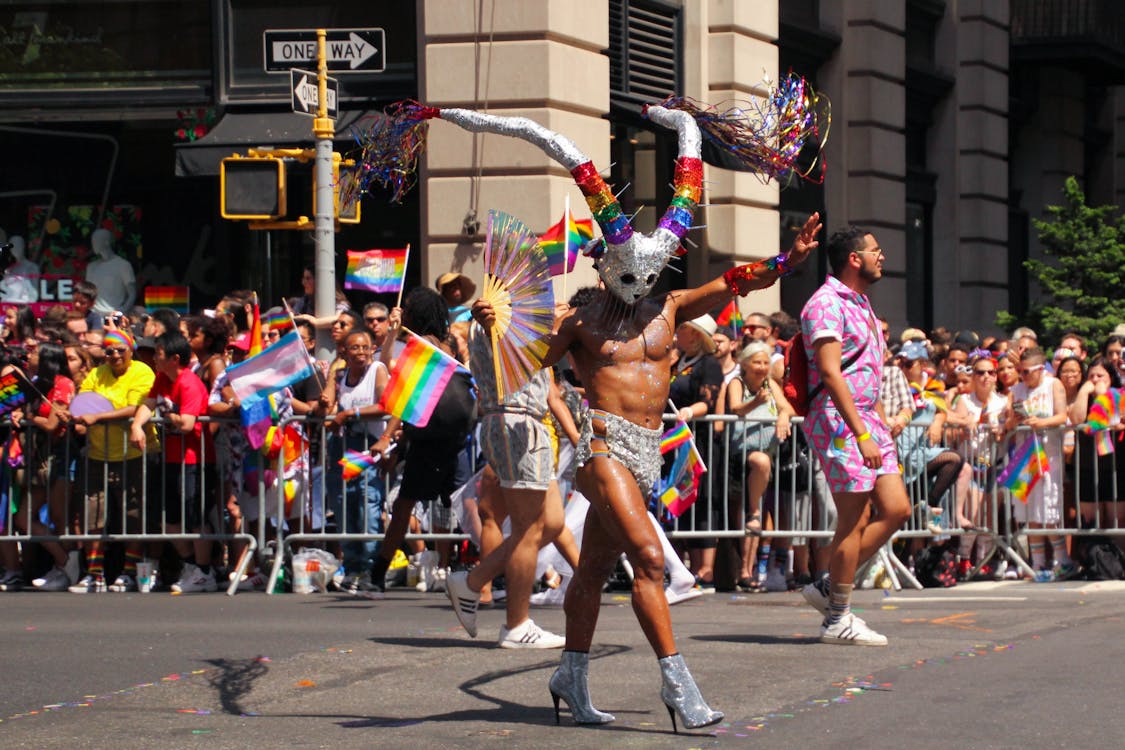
480,210,555,400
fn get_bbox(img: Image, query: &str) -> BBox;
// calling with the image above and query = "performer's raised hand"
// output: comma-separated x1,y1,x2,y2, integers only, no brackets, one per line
787,211,822,266
471,298,496,331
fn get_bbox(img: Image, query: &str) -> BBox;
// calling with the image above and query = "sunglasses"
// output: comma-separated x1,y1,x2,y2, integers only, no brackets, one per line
365,316,387,323
104,347,129,356
954,364,973,375
267,331,280,338
972,369,996,376
1018,365,1044,376
332,320,349,327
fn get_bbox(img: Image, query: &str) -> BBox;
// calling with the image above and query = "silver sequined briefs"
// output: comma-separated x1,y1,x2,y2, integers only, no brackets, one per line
575,408,664,495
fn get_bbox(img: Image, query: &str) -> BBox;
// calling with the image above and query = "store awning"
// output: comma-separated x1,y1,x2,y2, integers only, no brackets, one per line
174,109,376,177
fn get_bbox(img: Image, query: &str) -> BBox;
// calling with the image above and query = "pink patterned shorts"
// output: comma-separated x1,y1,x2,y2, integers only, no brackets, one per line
804,408,900,494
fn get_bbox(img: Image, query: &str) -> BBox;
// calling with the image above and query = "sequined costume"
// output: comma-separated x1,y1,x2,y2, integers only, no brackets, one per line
575,408,664,495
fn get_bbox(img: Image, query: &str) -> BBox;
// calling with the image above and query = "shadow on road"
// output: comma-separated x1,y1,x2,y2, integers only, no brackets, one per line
204,656,270,715
691,633,821,645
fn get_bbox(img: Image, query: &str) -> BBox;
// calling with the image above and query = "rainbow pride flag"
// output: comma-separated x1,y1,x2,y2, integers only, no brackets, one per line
264,307,295,336
378,331,467,427
339,449,381,481
345,248,408,293
1086,390,1118,456
145,285,190,313
660,421,693,454
997,435,1049,504
655,433,707,518
715,300,743,337
0,370,30,417
538,211,593,276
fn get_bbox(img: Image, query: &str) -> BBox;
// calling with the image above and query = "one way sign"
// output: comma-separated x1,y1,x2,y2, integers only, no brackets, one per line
291,69,338,118
264,28,385,73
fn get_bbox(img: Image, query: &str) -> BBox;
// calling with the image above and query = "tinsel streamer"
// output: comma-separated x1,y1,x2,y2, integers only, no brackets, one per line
661,72,831,187
342,100,439,204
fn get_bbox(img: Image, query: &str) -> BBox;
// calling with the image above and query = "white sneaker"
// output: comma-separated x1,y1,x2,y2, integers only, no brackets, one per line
664,586,703,606
172,564,217,593
498,619,565,649
801,579,830,616
235,572,267,591
445,570,480,637
33,566,70,592
820,613,888,646
765,567,789,592
415,551,437,592
109,574,137,593
68,574,106,594
430,566,447,593
531,585,568,607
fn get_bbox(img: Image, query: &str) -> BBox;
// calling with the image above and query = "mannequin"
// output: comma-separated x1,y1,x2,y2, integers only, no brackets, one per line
85,228,136,313
0,236,39,304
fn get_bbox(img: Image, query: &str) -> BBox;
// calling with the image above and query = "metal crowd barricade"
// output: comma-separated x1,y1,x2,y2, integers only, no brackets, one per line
263,415,475,594
0,415,260,596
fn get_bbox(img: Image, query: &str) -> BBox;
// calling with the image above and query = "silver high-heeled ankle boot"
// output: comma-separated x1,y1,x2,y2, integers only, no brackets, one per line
548,651,615,725
658,653,723,732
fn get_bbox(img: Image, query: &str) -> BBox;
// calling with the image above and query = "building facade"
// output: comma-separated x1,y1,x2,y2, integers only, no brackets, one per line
2,0,1123,334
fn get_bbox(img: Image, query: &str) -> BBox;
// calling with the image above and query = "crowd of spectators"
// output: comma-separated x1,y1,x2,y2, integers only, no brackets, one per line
1,264,1123,596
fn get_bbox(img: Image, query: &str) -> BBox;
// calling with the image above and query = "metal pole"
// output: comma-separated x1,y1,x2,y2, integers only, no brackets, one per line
313,28,337,359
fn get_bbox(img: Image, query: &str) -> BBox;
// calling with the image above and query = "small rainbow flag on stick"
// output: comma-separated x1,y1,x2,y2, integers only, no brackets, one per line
264,306,295,336
339,449,382,482
655,420,707,518
0,369,31,417
345,247,409,293
997,434,1050,504
538,211,593,277
378,330,468,427
145,286,189,313
715,300,743,337
1085,390,1118,455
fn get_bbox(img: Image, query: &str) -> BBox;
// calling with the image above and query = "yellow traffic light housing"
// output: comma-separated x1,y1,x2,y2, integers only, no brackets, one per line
220,155,286,220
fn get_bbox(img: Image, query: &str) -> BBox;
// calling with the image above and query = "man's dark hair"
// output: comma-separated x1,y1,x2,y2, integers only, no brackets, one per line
150,307,181,335
156,331,192,367
825,226,871,275
73,280,98,300
296,319,315,339
337,308,363,333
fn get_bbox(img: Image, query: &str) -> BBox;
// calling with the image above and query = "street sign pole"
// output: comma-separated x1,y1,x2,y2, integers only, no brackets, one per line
313,28,336,359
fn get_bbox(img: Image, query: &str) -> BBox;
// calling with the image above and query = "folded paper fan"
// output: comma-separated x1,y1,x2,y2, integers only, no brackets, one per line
480,210,555,400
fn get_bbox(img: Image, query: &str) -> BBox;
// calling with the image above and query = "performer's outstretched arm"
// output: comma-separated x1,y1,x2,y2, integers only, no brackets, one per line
673,212,821,324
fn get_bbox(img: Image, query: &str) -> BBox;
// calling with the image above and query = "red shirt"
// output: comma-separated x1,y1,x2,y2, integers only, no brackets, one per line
149,367,211,464
37,374,76,437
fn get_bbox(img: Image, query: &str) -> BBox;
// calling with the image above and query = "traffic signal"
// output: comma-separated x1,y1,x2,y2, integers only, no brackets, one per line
220,155,286,220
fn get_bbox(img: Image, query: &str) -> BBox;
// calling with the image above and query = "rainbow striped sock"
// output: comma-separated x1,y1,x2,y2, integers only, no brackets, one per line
124,551,143,576
87,551,105,578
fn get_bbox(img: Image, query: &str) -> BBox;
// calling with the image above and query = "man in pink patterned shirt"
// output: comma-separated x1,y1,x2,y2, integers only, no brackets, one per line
799,227,910,646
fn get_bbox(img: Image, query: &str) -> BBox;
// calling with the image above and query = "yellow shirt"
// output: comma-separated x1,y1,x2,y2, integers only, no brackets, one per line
80,359,156,462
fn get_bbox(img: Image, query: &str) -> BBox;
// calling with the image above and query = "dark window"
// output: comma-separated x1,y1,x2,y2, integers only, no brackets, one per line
608,0,681,112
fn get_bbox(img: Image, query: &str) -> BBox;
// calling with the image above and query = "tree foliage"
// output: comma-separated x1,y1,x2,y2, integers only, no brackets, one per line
997,176,1125,347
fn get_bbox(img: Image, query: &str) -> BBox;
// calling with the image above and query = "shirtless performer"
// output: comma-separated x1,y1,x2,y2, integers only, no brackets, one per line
473,210,819,729
360,94,825,733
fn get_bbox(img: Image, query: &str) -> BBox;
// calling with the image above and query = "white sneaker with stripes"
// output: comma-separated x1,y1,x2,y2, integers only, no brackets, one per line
498,619,565,649
820,613,888,646
445,570,480,637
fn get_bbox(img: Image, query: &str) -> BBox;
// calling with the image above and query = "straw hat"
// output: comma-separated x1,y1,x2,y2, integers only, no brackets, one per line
435,272,477,300
900,327,927,343
681,314,718,355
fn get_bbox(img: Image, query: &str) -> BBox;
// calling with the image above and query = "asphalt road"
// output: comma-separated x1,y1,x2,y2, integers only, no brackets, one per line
3,579,1125,749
